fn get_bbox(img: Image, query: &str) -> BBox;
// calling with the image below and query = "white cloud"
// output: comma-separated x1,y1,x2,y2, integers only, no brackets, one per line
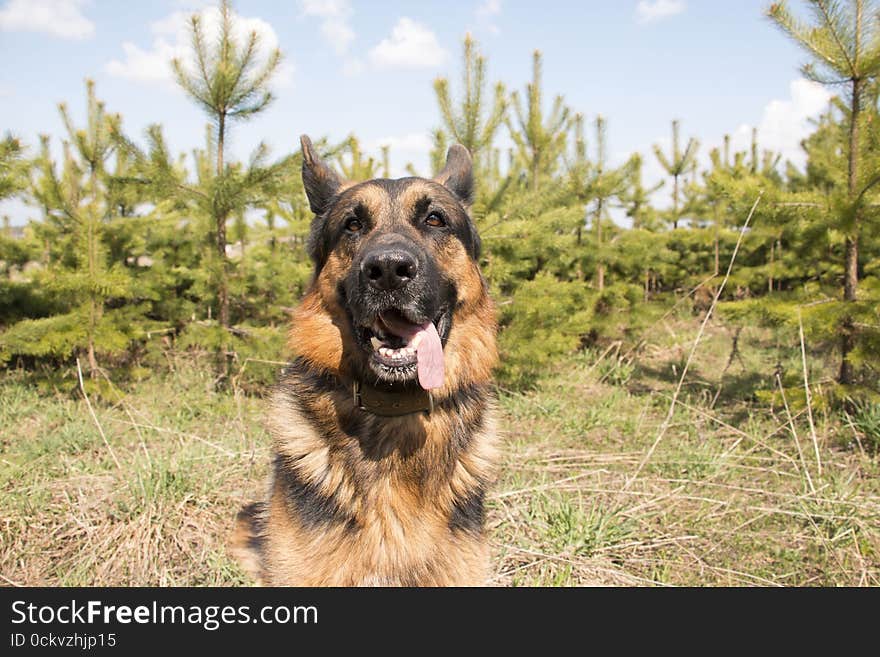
342,57,365,76
729,78,832,169
301,7,444,73
106,6,292,89
172,0,213,8
636,0,686,24
641,78,832,213
106,39,178,85
368,18,449,70
300,0,354,56
321,19,355,55
300,0,349,18
476,0,502,18
0,0,94,40
365,133,433,178
475,0,502,35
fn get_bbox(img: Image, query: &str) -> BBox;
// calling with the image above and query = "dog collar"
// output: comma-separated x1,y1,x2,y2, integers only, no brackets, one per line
353,381,434,417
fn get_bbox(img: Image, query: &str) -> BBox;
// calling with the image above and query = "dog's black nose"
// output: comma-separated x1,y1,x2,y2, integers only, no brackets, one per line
361,250,419,291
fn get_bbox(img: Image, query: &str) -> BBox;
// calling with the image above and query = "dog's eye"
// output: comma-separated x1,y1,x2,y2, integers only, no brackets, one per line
345,217,363,233
425,211,446,228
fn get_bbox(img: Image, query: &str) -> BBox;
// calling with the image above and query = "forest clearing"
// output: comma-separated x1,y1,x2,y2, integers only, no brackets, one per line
1,1,879,586
2,314,878,586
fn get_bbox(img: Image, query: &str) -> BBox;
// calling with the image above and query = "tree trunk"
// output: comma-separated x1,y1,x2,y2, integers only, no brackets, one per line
216,113,229,329
87,298,99,376
216,112,232,381
776,239,782,291
768,240,774,294
268,213,276,252
87,170,100,378
839,78,861,385
531,154,539,192
839,234,858,384
216,215,229,327
714,236,720,277
672,174,679,229
713,202,720,276
595,205,604,291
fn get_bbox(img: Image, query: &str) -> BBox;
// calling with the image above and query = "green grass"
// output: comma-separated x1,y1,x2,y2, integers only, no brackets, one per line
1,315,878,586
847,399,880,453
0,359,266,586
491,315,879,586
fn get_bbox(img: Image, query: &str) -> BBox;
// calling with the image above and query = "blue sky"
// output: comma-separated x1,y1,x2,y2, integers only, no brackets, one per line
0,0,831,224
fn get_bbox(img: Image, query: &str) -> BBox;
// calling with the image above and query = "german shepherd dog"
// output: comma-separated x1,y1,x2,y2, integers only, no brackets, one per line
231,136,498,586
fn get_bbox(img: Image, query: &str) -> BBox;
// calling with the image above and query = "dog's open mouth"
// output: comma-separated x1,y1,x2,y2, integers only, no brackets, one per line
359,308,449,389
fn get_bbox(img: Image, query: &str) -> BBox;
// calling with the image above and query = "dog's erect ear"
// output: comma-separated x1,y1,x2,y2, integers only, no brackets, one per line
300,134,342,215
434,144,473,205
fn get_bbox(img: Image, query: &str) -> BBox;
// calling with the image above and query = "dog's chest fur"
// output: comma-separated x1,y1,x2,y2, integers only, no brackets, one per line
241,365,498,586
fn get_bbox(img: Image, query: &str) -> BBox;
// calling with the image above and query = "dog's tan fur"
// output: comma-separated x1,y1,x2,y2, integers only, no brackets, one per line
231,139,498,586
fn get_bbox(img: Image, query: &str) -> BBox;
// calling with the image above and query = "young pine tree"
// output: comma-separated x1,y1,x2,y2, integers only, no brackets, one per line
620,153,663,232
116,116,294,370
702,143,732,277
507,50,573,192
569,114,639,291
380,144,390,178
0,81,144,374
336,135,381,181
0,134,26,202
433,34,507,183
653,119,700,229
171,0,282,336
0,134,43,321
767,0,880,384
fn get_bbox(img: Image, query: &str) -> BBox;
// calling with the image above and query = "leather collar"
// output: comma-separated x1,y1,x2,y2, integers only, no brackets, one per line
353,381,434,417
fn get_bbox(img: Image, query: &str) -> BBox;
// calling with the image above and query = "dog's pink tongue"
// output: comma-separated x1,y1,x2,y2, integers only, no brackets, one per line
379,313,445,390
412,321,444,390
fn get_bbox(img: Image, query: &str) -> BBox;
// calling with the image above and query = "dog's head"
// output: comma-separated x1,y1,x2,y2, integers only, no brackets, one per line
288,135,497,395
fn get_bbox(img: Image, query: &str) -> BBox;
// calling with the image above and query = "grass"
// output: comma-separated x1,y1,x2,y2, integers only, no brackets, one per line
847,400,880,454
1,314,878,586
0,359,266,586
491,316,879,586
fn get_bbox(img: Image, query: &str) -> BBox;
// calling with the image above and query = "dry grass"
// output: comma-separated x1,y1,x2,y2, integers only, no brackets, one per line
1,317,878,586
0,360,268,586
490,318,880,586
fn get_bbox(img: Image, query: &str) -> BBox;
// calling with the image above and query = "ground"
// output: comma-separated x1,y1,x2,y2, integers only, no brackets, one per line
1,314,878,586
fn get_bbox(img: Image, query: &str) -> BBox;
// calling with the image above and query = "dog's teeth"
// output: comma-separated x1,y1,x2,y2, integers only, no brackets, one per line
375,343,417,363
